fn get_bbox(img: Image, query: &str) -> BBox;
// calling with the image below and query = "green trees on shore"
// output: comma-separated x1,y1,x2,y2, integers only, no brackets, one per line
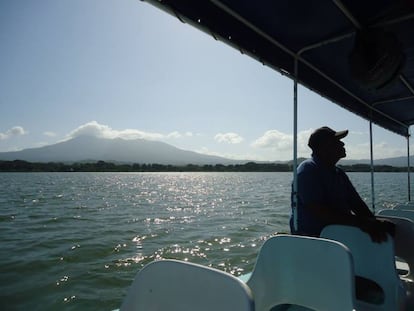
0,160,411,172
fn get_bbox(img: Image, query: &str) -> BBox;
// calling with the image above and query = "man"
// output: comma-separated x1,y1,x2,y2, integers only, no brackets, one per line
290,126,392,242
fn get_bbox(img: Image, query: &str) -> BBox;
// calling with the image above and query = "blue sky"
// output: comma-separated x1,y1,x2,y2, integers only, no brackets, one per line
0,0,410,161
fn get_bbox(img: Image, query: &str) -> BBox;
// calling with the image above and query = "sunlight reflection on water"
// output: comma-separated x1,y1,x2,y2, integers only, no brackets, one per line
0,172,411,310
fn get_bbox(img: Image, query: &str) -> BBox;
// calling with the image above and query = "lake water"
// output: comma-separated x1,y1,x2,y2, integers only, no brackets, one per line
0,172,411,310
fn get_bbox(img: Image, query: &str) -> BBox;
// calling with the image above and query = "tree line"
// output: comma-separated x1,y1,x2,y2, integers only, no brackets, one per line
0,160,412,172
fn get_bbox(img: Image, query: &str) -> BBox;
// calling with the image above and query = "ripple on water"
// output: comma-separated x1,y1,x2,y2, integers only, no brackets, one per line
1,171,409,310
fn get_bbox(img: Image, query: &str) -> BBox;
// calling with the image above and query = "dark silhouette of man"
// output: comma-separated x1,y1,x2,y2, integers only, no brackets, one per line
290,126,393,242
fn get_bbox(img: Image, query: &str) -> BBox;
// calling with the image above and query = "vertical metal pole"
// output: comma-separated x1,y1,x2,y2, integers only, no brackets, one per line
407,135,411,202
292,56,299,231
369,120,375,213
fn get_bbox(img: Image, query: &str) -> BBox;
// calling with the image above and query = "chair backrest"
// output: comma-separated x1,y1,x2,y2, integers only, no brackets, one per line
377,208,414,222
120,259,254,311
246,234,356,311
320,225,406,310
393,202,414,210
376,215,414,281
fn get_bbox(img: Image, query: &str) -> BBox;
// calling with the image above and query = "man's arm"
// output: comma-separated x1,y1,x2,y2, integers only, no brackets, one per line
307,202,368,227
307,202,388,243
346,183,375,218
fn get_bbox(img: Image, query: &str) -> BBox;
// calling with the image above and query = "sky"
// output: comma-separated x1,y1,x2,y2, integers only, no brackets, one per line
0,0,411,162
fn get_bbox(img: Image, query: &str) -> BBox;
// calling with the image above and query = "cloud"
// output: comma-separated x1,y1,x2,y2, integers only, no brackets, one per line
252,129,312,157
66,121,191,141
346,141,406,159
166,131,194,139
214,132,244,144
0,126,27,140
167,131,182,139
252,129,292,150
44,131,57,137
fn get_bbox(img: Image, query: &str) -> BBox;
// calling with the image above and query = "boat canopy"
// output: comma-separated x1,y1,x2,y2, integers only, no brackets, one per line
143,0,414,137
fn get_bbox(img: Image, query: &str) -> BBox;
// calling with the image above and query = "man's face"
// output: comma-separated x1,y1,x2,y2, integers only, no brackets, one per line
322,137,346,161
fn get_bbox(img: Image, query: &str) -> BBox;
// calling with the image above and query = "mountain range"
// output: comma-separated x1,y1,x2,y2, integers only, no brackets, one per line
0,136,244,165
0,135,412,167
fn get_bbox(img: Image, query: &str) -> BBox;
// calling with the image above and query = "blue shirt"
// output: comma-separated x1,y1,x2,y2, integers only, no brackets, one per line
290,156,361,236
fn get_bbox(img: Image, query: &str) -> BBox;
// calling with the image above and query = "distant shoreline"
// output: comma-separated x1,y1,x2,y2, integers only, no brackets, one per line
0,160,412,173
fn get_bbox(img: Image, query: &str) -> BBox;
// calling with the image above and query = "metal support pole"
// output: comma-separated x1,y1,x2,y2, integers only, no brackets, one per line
369,121,375,213
292,56,299,231
408,135,411,202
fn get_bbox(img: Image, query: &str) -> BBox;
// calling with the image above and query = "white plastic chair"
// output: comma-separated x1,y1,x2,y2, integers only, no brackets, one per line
377,208,414,222
320,225,406,311
120,259,254,311
246,234,357,311
376,215,414,309
375,215,414,280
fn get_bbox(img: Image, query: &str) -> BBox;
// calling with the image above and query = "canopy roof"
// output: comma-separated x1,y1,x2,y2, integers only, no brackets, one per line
143,0,414,137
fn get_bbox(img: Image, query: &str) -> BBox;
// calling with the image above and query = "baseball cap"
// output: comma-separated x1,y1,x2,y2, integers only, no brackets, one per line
308,126,348,150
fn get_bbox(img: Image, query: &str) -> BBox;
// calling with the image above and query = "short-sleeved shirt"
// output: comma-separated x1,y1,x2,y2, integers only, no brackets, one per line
290,156,362,236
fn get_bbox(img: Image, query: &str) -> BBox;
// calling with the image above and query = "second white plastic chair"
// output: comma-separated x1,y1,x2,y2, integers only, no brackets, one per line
377,208,414,222
246,234,357,311
321,224,406,311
